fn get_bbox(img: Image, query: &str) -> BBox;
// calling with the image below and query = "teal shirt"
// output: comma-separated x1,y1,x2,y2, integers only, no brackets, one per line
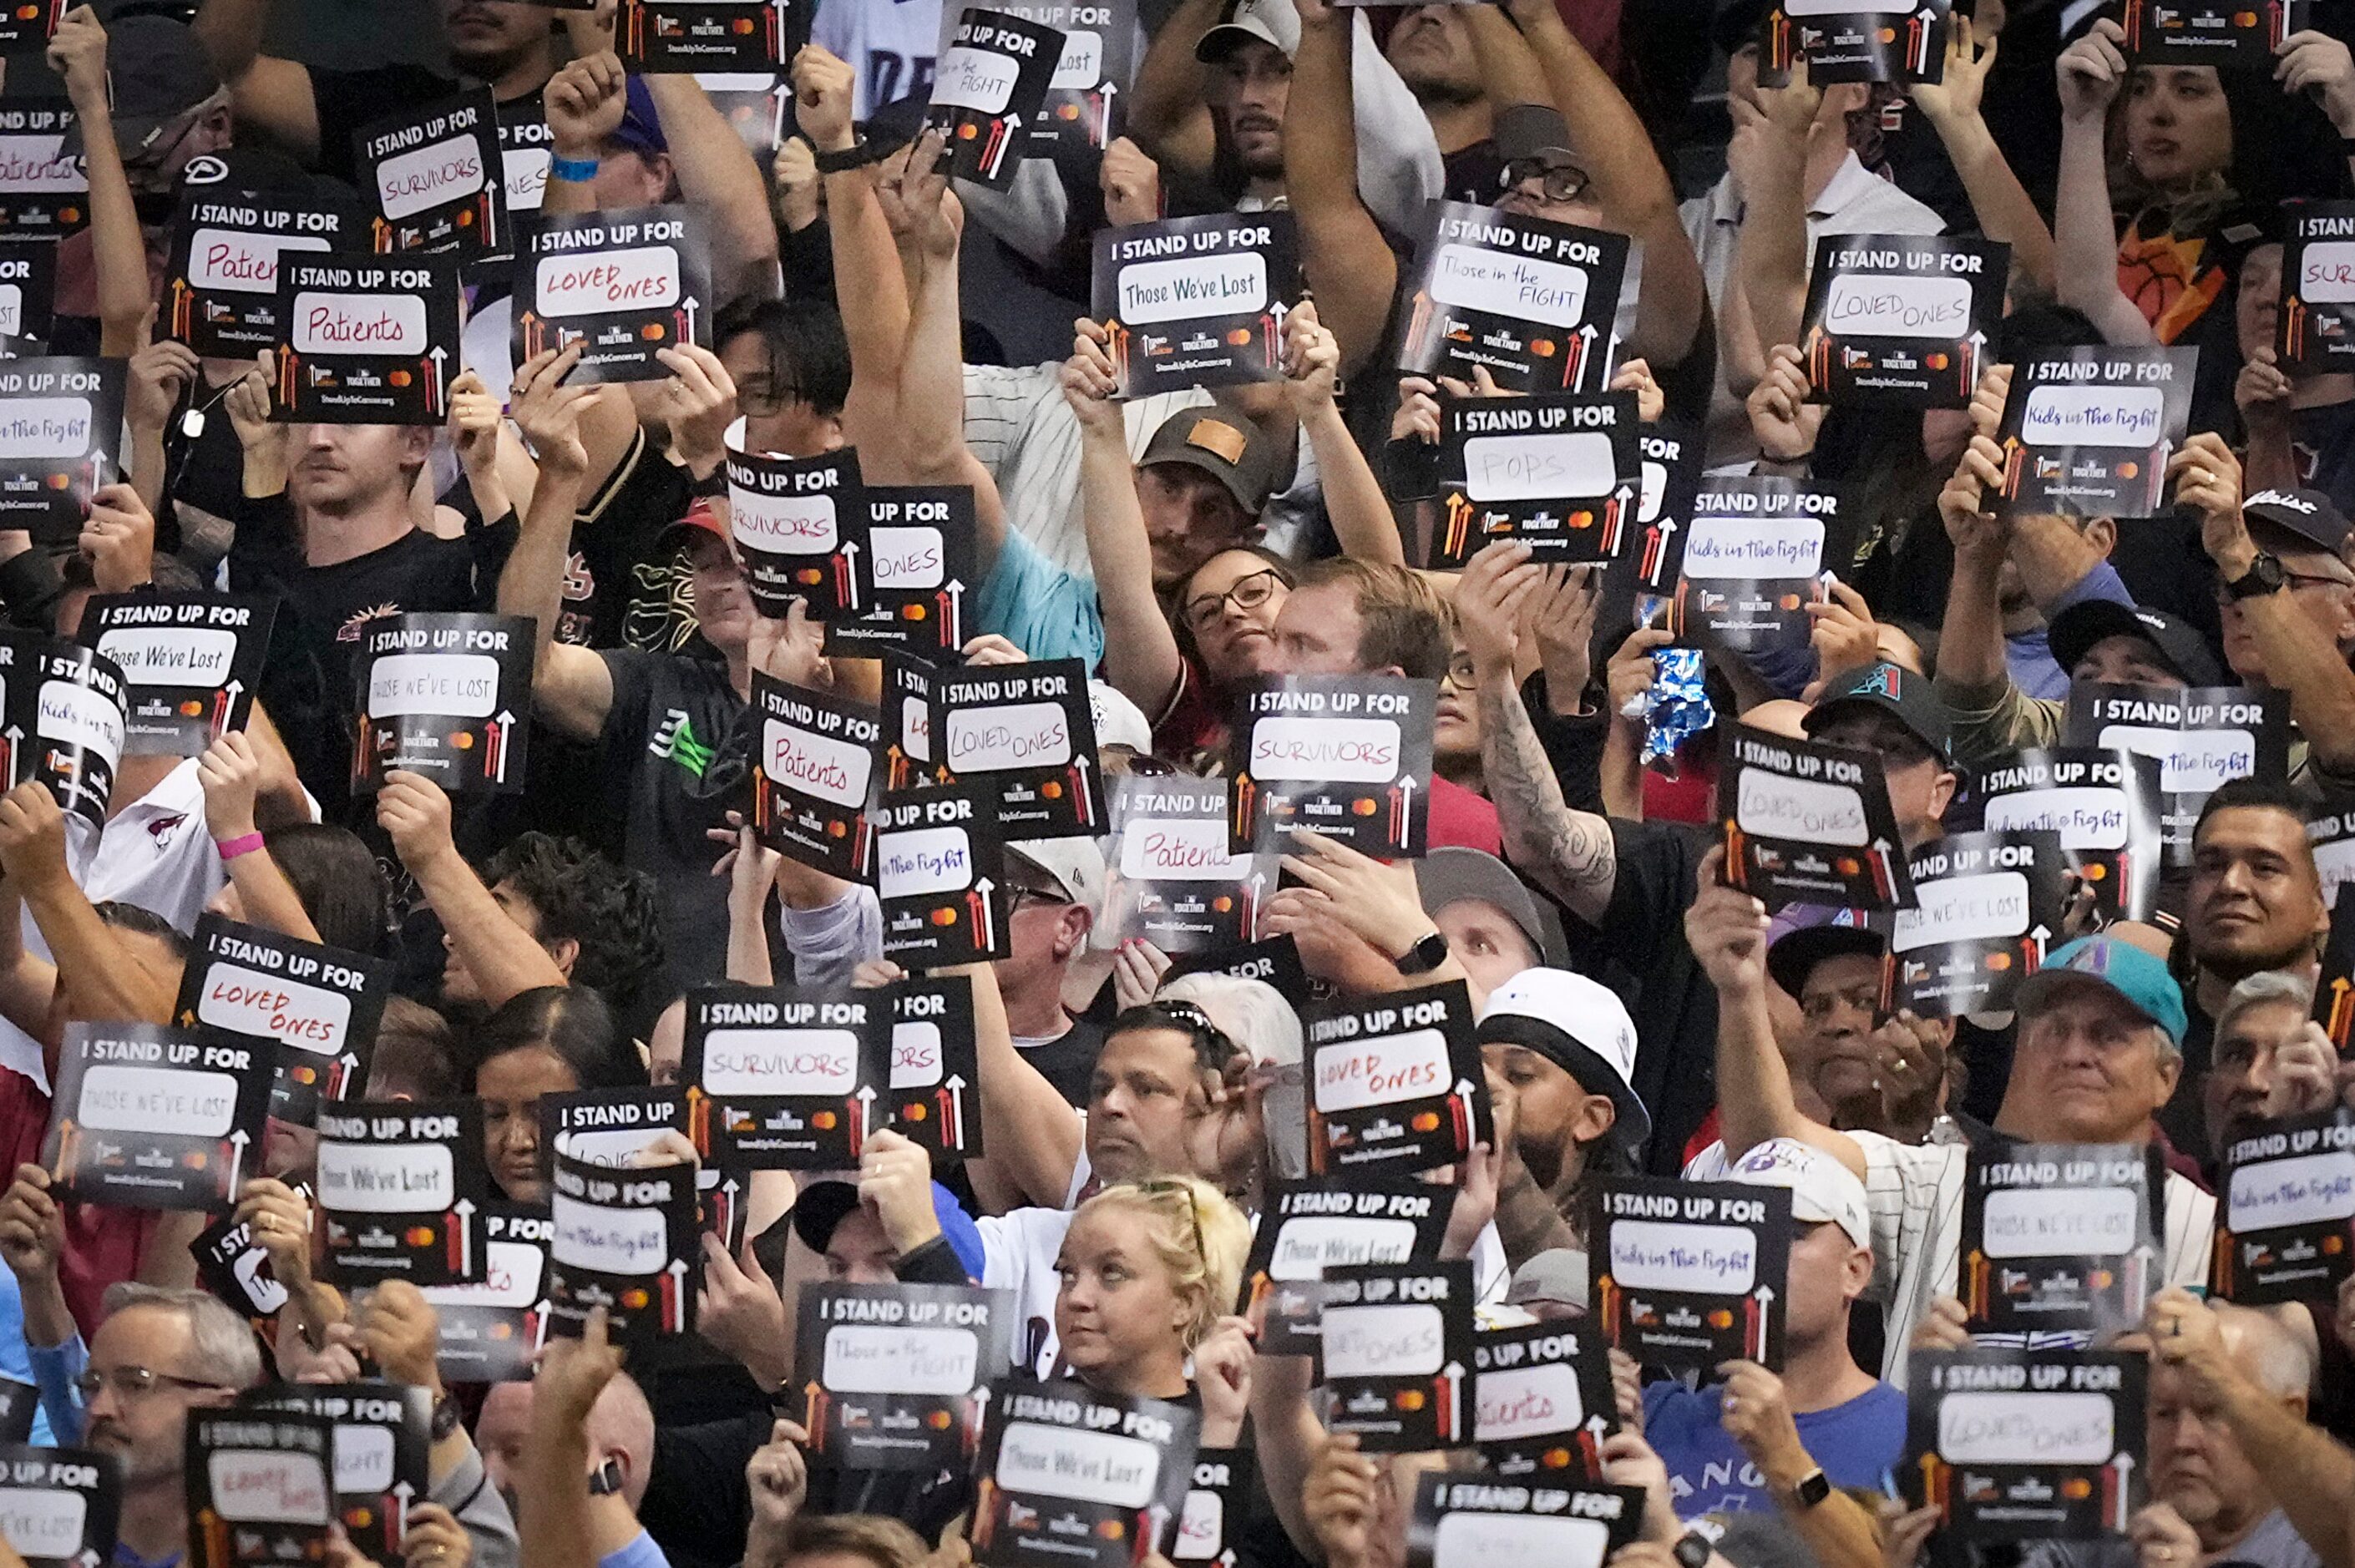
975,529,1104,667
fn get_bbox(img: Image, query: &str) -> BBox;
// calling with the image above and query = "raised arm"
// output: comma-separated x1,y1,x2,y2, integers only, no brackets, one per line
1685,844,1865,1176
1459,543,1622,925
1909,17,2055,291
793,46,909,444
955,958,1082,1214
641,75,779,304
50,9,152,355
1505,0,1707,369
1286,299,1404,566
1065,318,1185,720
1127,0,1224,180
499,346,614,743
2054,21,2158,345
539,53,625,221
190,0,322,162
1932,435,2018,700
1281,0,1397,374
1735,63,1822,372
0,784,175,1030
198,732,321,944
379,771,570,1005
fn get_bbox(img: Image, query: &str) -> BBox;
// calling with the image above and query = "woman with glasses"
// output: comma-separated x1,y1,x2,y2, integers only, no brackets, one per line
1051,1175,1256,1445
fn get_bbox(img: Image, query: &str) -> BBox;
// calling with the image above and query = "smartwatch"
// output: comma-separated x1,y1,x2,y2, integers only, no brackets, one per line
429,1393,461,1441
813,139,879,174
1672,1530,1714,1568
2225,552,2287,600
1788,1468,1832,1510
1394,929,1449,976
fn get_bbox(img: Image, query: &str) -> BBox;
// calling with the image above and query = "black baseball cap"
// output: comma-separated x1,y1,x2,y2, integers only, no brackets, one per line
1805,661,1952,761
2243,488,2354,558
2046,601,2222,688
65,14,220,161
1765,921,1886,1002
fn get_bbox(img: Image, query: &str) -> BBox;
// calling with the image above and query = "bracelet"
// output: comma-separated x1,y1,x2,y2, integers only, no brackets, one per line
549,153,600,183
214,832,266,861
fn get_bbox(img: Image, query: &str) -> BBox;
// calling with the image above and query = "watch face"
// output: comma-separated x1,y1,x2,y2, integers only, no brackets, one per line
1674,1536,1712,1568
1795,1470,1831,1506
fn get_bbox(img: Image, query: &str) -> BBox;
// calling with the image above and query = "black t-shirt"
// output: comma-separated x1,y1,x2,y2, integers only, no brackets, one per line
1022,1012,1108,1107
225,494,517,821
309,62,462,186
597,644,752,996
1443,139,1505,207
2292,398,2355,521
568,427,701,653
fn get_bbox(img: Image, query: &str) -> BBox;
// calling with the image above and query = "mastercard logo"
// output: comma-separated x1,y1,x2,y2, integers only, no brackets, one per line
958,123,979,140
1410,1111,1441,1132
2062,1479,2093,1500
43,473,67,489
1532,340,1557,357
1570,510,1594,529
1396,1390,1426,1411
389,370,412,387
1351,797,1378,816
1057,104,1080,120
2084,862,2109,881
1041,780,1063,799
291,1065,318,1085
452,731,475,750
1227,329,1252,346
186,1151,210,1169
795,568,826,584
349,1509,375,1530
2234,9,2258,23
1834,857,1859,874
813,1110,838,1130
2117,461,2140,479
1211,895,1233,913
1707,1308,1734,1328
622,1287,650,1308
179,700,205,717
928,1410,954,1429
732,16,756,30
904,604,929,620
1779,593,1802,609
2327,1235,2345,1254
827,820,848,838
1096,1523,1126,1541
1927,353,1950,371
904,1103,929,1121
1542,1449,1571,1469
642,324,669,341
1987,952,2013,970
931,908,959,926
457,210,474,226
406,1227,436,1246
1878,27,1897,41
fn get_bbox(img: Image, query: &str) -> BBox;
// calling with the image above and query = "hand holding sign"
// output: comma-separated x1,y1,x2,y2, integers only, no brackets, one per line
1278,832,1435,968
0,781,68,899
0,1164,62,1288
656,345,735,473
1683,845,1772,994
535,1305,624,1424
2058,20,2129,124
232,1179,315,1296
510,345,593,478
1940,434,2013,559
45,6,107,110
1749,344,1825,462
2175,433,2252,573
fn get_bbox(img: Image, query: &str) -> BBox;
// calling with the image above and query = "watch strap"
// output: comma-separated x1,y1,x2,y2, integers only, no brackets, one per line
2226,552,2285,600
813,139,877,174
1790,1468,1831,1508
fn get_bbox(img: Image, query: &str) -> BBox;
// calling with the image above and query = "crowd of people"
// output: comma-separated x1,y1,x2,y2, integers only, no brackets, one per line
4,5,2355,1568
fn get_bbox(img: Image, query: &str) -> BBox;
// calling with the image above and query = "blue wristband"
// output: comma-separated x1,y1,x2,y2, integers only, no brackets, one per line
550,153,600,183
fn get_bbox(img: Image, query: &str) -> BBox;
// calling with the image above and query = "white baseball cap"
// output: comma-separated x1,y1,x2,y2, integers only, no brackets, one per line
1476,968,1648,1154
1725,1137,1871,1250
1007,837,1108,915
1089,680,1154,755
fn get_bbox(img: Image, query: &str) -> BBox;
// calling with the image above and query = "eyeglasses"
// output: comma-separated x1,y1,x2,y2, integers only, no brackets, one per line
1502,159,1592,205
1441,654,1477,690
1182,569,1284,636
1007,883,1073,913
1104,747,1181,779
74,1365,230,1404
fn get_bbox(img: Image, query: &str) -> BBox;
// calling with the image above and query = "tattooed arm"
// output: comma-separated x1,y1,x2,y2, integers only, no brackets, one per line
1477,667,1620,927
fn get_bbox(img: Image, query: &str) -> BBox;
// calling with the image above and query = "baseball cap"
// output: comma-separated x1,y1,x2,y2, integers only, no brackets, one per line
1006,837,1108,913
1089,680,1153,755
2243,488,2354,559
655,498,734,561
1805,660,1951,761
2014,934,2188,1049
1476,968,1649,1154
609,75,669,161
1725,1136,1871,1249
1493,104,1579,169
2045,601,2222,689
1504,1247,1589,1311
1139,408,1281,518
1415,847,1562,968
64,13,220,161
1764,919,1884,1003
1196,0,1301,61
791,1177,986,1282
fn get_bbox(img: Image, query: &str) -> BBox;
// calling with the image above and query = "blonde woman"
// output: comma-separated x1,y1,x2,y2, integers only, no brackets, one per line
1052,1176,1258,1447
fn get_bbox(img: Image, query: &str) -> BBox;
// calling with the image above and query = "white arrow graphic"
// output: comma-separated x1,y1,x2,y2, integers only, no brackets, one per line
945,1073,968,1144
453,1197,477,1277
491,710,515,784
854,1083,877,1136
974,876,996,953
681,295,701,344
1440,1360,1465,1441
225,1127,250,1191
840,538,863,610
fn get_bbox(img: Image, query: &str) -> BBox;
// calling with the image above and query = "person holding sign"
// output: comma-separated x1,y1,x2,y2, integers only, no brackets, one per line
1690,878,2218,1379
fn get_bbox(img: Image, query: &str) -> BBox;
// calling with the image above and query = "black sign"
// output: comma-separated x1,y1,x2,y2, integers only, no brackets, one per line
1162,933,1311,1006
314,1101,489,1287
1721,726,1915,912
2282,201,2355,374
1761,2,1950,83
1591,1176,1792,1373
1322,1262,1476,1451
352,91,504,258
2322,898,2355,1048
185,1411,334,1568
0,3,58,48
823,484,975,657
0,631,126,824
233,1383,428,1568
352,613,534,794
1105,776,1272,953
1173,1449,1244,1568
1994,347,2197,519
1395,200,1628,394
1972,746,2164,924
990,0,1134,159
275,257,460,424
1960,1143,2161,1336
1623,423,1704,616
866,782,1010,965
421,1203,552,1383
796,1282,1015,1471
1431,392,1639,568
2310,807,2355,916
2212,1109,2355,1303
1091,214,1299,397
165,191,353,358
2123,0,2308,64
926,9,1064,191
84,594,276,758
497,110,556,217
971,1381,1198,1568
541,1085,688,1173
682,984,889,1167
1670,478,1846,658
45,1023,271,1211
0,104,88,238
1238,1181,1452,1355
1471,1319,1617,1478
177,915,390,1125
898,656,1103,838
0,240,56,351
0,1444,117,1568
752,673,879,880
547,1148,700,1342
191,1181,315,1333
1229,675,1436,857
2063,684,2289,862
728,445,865,620
1304,981,1486,1180
514,205,712,382
618,0,800,72
880,974,982,1158
0,356,122,544
1886,830,2064,1019
1904,1349,2145,1543
1800,234,2004,408
1406,1475,1642,1568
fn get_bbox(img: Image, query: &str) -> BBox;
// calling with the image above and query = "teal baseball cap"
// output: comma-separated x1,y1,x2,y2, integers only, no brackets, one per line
2016,935,2187,1049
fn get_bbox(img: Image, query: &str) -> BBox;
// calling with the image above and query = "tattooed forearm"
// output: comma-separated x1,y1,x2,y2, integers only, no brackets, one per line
1477,675,1617,922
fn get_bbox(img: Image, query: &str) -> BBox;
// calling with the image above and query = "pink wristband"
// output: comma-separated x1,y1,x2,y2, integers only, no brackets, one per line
215,832,266,861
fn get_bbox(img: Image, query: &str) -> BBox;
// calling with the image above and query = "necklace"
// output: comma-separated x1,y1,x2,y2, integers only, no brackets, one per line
180,376,237,439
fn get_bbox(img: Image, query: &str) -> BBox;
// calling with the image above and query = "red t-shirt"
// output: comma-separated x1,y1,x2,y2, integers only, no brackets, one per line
1429,776,1504,855
1,1065,160,1339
